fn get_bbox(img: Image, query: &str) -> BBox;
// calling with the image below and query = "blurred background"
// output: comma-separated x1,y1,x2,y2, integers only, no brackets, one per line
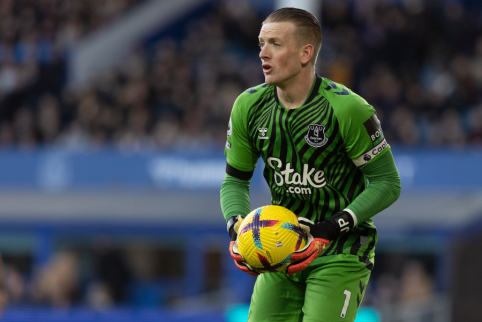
0,0,481,321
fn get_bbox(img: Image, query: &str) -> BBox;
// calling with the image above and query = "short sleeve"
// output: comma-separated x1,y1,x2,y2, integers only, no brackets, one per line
335,94,388,167
225,94,259,174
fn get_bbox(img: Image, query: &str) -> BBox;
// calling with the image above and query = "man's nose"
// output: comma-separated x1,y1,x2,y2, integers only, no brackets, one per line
259,46,269,60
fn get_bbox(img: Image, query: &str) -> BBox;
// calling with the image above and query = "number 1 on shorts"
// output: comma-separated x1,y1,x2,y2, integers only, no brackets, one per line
340,290,351,318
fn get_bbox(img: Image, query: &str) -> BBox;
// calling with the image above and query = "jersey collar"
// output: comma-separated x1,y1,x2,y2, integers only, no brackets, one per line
273,74,323,108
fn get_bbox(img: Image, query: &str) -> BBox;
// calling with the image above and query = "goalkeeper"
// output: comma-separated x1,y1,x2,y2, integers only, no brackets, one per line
220,7,401,322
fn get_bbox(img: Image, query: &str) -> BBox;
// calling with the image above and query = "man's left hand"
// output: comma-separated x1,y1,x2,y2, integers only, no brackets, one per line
286,211,355,275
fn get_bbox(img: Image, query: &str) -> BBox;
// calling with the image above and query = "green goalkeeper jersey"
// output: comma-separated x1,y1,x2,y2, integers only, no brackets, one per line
224,75,389,261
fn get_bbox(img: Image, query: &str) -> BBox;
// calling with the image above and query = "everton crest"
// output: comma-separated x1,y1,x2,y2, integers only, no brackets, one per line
305,124,328,148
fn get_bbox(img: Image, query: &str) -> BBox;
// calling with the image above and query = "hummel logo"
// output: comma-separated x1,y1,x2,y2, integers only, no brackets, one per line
258,128,268,139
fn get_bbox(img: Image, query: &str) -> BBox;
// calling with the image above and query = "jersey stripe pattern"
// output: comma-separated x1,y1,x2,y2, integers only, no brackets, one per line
226,75,379,262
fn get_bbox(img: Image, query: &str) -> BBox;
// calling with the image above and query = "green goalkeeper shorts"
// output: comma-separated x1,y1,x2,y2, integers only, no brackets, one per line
248,254,372,322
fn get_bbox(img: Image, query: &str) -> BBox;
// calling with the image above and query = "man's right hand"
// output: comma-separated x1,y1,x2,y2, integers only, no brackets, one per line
229,241,259,276
227,215,259,276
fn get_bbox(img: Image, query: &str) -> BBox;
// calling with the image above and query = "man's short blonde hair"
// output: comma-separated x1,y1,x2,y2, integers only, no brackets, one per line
263,7,322,65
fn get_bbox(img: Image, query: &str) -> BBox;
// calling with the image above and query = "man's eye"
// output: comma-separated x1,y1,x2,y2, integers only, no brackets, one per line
259,43,264,48
274,43,280,47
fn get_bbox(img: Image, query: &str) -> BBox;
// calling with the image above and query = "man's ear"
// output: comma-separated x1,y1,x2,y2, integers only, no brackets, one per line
300,44,314,65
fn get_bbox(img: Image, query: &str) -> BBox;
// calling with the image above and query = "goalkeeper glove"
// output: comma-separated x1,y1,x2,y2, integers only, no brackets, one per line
227,215,244,241
229,241,259,276
227,215,259,277
286,210,355,275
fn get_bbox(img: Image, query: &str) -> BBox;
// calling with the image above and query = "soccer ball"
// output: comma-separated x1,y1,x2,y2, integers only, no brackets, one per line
236,205,307,273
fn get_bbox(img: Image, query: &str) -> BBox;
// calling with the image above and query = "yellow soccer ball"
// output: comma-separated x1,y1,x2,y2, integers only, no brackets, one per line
237,205,307,273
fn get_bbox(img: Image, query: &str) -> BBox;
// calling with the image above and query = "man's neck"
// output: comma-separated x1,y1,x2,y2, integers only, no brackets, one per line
276,70,315,109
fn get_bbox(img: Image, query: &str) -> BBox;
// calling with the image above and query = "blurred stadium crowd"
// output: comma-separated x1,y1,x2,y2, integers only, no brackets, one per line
320,0,482,146
0,0,475,311
0,0,147,148
3,245,133,308
0,0,481,150
1,246,437,310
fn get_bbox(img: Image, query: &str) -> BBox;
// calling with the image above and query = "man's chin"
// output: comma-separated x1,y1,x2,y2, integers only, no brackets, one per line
264,75,278,86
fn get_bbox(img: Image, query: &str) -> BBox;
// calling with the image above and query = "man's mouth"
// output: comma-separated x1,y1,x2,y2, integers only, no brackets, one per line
262,64,273,74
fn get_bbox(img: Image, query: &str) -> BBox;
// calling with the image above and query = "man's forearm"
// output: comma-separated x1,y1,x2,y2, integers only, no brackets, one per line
347,148,401,224
220,173,251,223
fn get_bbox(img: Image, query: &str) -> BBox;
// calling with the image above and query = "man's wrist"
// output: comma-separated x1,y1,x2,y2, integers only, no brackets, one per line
327,210,355,239
343,208,358,226
227,216,238,241
312,211,356,241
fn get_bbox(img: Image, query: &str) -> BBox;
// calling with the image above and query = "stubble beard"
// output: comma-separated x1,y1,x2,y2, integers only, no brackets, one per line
265,69,299,89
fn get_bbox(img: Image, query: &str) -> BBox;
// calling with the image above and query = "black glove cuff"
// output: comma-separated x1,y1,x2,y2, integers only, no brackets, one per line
313,211,355,241
328,211,355,238
227,216,238,241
